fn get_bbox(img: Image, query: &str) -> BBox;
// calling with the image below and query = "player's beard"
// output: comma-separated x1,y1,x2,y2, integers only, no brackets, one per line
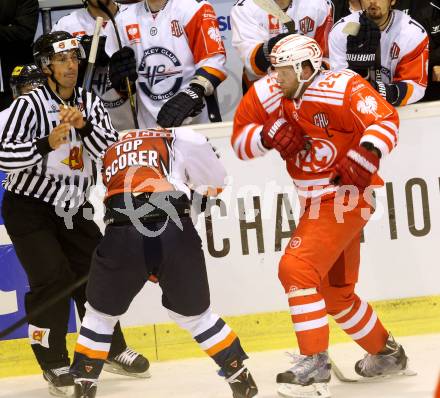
364,2,392,24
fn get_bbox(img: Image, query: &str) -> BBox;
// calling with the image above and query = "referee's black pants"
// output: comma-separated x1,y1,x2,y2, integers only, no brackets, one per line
1,191,127,371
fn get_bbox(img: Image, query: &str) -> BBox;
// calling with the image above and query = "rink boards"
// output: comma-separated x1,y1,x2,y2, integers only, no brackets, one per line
0,102,440,377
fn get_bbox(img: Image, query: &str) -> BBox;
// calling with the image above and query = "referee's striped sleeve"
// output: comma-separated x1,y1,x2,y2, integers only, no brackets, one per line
0,98,44,171
79,91,118,161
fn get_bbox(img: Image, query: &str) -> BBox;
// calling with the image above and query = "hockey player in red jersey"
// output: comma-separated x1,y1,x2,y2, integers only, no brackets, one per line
232,34,410,397
70,127,258,398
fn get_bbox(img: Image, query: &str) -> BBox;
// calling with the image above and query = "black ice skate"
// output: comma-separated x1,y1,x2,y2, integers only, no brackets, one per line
355,333,415,378
104,347,150,378
222,356,258,398
43,366,74,397
74,380,97,398
276,352,331,398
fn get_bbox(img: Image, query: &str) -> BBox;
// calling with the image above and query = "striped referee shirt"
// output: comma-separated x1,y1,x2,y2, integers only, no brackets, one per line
0,83,118,210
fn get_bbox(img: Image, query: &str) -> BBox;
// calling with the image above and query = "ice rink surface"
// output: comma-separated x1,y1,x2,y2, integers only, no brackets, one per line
1,334,438,398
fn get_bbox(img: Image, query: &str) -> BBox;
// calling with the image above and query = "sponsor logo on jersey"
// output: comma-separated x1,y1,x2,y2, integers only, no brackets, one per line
85,365,94,373
289,237,302,249
29,325,50,348
139,47,183,101
390,42,400,60
268,15,280,35
356,95,378,116
295,138,337,172
49,104,58,114
62,145,84,171
313,112,329,129
299,16,315,34
432,25,440,34
91,67,127,109
126,24,141,43
171,20,184,37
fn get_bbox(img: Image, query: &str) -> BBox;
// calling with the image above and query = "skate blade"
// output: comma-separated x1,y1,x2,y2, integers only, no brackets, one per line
103,363,151,379
334,367,417,384
277,382,331,398
48,384,74,397
361,367,418,382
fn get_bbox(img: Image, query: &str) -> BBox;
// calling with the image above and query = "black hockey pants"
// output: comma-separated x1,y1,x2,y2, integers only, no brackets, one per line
1,191,127,370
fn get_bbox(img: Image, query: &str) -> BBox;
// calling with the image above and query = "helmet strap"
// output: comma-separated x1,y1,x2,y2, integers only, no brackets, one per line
293,64,319,99
48,64,64,101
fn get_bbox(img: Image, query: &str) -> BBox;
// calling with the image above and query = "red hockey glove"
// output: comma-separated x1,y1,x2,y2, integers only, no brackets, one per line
331,146,380,190
261,115,305,160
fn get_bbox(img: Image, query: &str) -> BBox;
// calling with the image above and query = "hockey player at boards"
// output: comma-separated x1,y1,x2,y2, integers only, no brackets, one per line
232,34,410,397
70,128,258,398
105,0,227,128
329,0,429,106
52,0,137,131
231,0,333,91
0,31,149,397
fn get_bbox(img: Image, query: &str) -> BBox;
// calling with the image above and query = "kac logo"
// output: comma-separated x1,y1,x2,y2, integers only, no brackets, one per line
295,138,337,172
139,47,183,101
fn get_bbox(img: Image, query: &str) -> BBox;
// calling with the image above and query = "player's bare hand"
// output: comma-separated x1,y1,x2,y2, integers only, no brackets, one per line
59,106,85,129
49,123,70,149
433,66,440,82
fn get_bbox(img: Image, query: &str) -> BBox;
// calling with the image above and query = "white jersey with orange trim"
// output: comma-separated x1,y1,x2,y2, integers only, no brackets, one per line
329,10,429,106
103,127,226,200
231,0,333,82
52,6,136,131
105,0,227,129
232,69,399,197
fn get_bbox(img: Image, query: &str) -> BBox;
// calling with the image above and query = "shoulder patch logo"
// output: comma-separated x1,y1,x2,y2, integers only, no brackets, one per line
357,95,378,115
299,16,315,34
207,25,223,50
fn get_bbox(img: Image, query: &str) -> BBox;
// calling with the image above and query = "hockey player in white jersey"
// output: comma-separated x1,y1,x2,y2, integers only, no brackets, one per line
105,0,227,129
329,0,429,106
52,0,136,131
70,127,258,398
231,0,333,89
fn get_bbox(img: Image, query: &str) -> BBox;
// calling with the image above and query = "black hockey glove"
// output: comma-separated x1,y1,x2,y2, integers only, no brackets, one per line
79,35,110,67
156,83,205,128
346,12,381,74
370,80,401,105
255,33,291,72
109,46,138,92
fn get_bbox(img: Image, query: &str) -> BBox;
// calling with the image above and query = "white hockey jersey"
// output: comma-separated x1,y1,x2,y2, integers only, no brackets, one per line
329,10,429,105
231,0,333,82
105,0,227,129
52,6,136,131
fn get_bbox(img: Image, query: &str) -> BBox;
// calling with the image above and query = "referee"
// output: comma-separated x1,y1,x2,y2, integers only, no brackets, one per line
0,31,149,397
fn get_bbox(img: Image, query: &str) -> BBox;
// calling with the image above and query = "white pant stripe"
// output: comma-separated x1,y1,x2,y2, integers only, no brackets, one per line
338,301,368,330
290,299,326,315
294,315,328,332
199,324,232,350
77,335,110,352
332,303,354,320
350,312,378,340
287,288,317,298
